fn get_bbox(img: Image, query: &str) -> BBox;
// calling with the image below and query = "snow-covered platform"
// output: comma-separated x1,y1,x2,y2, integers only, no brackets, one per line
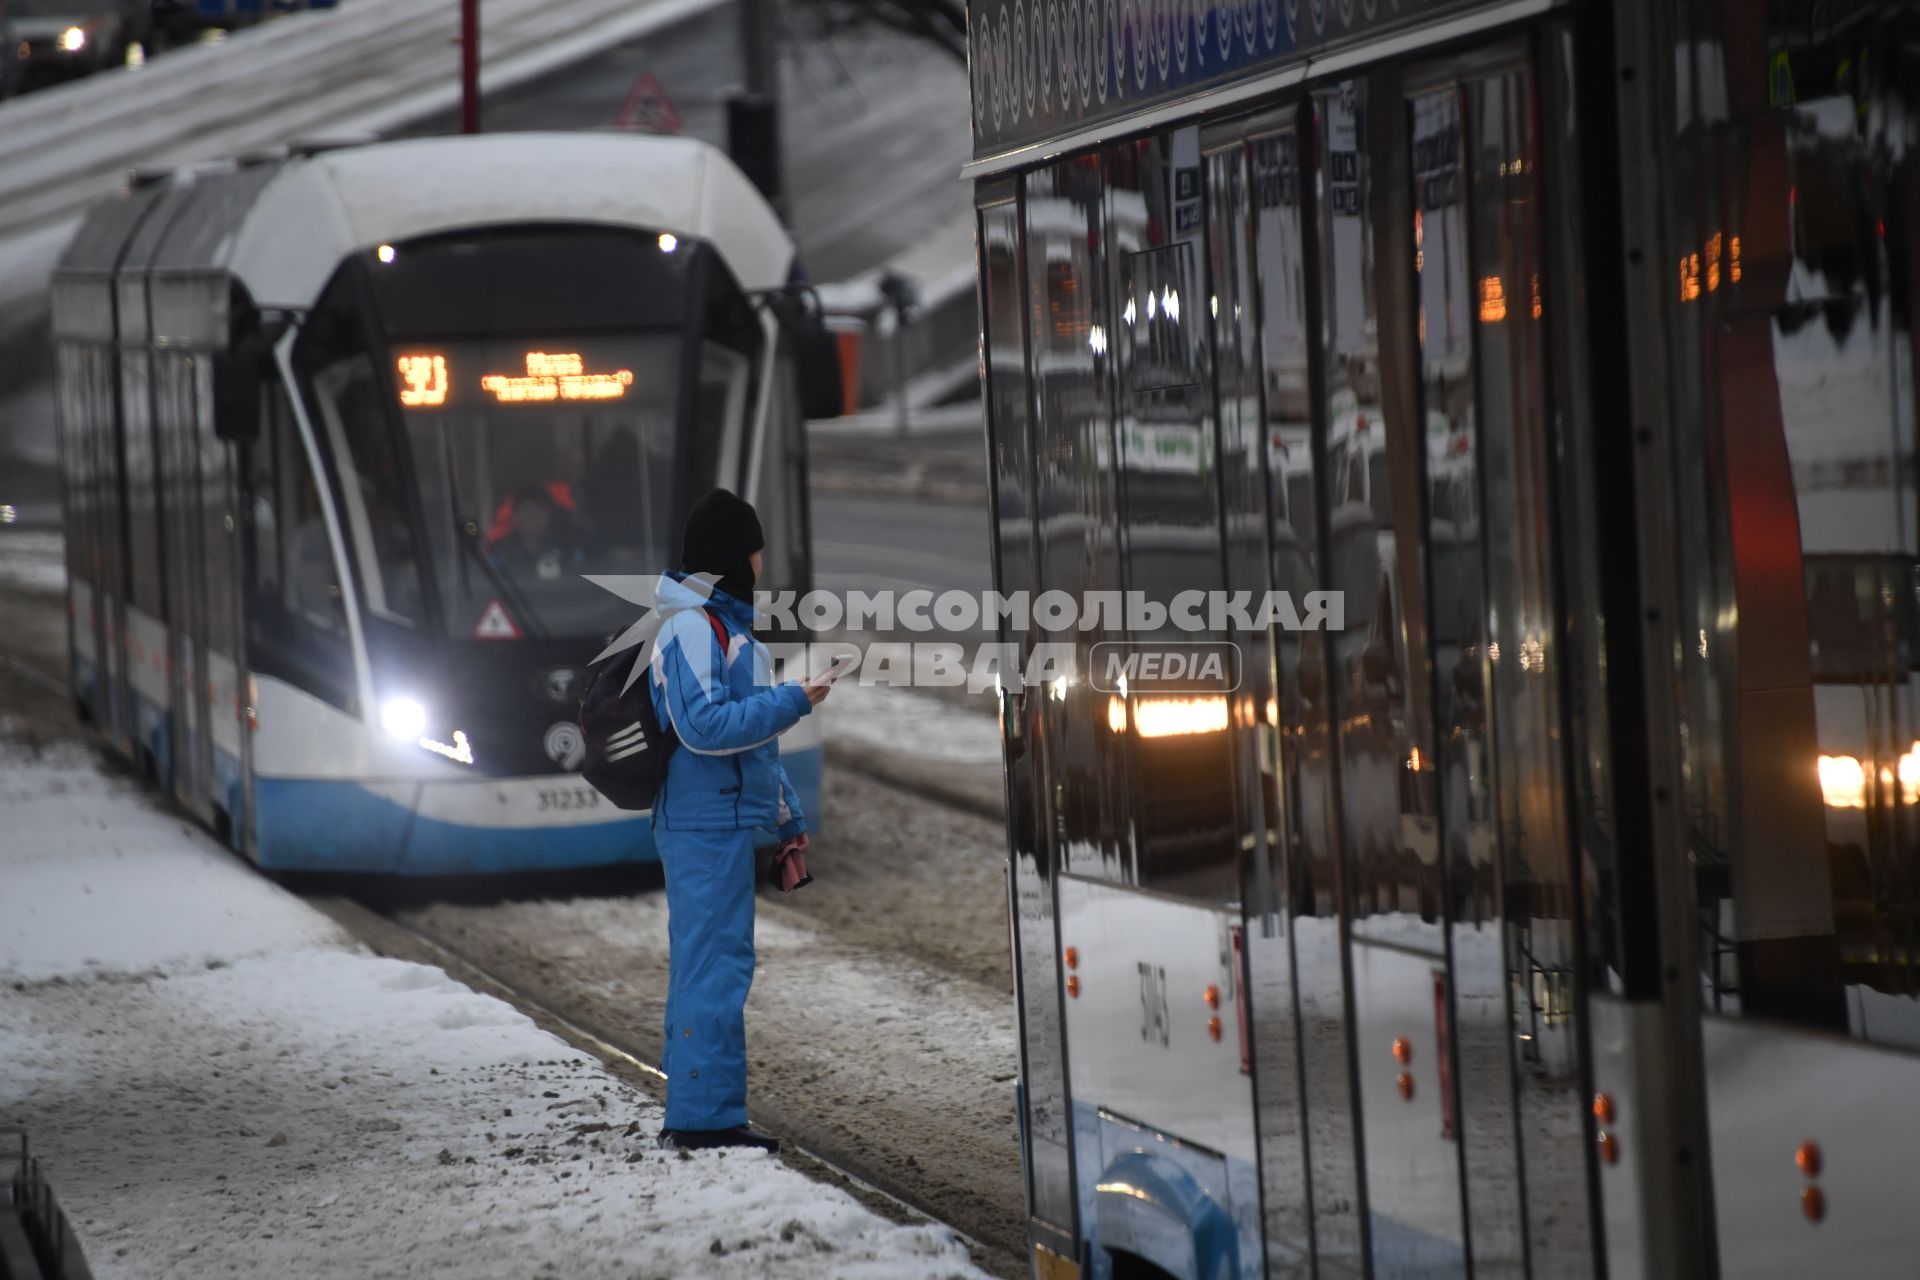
0,722,991,1279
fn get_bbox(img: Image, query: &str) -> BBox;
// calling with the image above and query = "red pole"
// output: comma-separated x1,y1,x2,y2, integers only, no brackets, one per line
460,0,480,134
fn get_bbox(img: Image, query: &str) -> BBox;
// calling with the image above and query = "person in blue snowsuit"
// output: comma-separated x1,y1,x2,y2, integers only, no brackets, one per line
648,488,831,1152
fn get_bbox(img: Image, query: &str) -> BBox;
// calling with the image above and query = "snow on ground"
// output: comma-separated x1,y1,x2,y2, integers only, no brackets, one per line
0,221,73,317
0,531,66,595
0,0,731,317
0,733,341,981
818,680,1002,765
0,726,990,1279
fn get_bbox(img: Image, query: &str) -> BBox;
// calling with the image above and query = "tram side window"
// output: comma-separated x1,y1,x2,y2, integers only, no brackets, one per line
1027,155,1127,883
56,344,91,584
750,341,809,623
1314,77,1450,937
683,264,767,543
1105,130,1238,904
197,359,236,659
246,387,354,712
296,296,423,630
690,345,752,489
1667,6,1920,1038
123,350,165,620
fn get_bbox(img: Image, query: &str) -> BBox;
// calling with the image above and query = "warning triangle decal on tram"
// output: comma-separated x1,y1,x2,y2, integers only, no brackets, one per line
612,72,684,135
473,599,522,641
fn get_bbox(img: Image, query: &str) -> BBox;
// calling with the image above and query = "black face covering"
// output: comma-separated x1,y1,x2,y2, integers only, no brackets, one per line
679,488,765,603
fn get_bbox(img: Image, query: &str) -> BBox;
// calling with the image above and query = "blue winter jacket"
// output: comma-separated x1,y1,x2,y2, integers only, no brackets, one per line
647,572,811,838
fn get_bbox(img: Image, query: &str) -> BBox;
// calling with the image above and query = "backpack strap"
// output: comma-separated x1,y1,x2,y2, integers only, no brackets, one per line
703,607,731,655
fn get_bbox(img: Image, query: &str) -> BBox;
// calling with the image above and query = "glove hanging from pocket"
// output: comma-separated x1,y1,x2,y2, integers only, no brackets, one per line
769,838,812,893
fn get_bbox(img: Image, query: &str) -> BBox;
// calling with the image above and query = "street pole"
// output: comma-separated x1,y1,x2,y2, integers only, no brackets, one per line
460,0,480,134
740,0,777,123
877,273,919,438
893,324,909,437
727,0,784,222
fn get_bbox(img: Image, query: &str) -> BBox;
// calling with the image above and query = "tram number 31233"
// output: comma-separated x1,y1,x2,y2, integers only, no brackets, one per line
536,787,604,813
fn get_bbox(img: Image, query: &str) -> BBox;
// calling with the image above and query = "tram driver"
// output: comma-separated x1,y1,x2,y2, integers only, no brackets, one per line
487,483,587,583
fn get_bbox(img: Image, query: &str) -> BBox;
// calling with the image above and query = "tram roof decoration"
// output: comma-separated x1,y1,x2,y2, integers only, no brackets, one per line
966,0,1494,156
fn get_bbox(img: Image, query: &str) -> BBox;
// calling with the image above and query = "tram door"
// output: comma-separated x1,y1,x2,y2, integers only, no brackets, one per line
71,340,134,757
1399,54,1598,1279
190,353,236,832
1201,49,1600,1280
1203,119,1353,1280
981,191,1082,1266
988,43,1601,1280
157,351,211,822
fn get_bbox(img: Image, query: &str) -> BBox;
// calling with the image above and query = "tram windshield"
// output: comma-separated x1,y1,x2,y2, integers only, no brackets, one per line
293,227,764,643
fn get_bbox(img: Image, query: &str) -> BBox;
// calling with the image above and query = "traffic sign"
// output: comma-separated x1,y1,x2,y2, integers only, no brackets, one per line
614,72,684,135
474,599,522,641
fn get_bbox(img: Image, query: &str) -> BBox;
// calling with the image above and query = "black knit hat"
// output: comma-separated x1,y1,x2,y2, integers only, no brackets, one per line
680,488,765,599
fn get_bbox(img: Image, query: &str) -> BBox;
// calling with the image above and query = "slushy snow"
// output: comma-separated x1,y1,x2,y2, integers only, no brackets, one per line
0,724,990,1279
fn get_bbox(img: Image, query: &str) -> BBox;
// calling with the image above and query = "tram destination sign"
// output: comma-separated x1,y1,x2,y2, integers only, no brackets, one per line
968,0,1496,156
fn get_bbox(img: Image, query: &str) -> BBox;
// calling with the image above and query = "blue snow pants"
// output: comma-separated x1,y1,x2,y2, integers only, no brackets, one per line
656,823,758,1131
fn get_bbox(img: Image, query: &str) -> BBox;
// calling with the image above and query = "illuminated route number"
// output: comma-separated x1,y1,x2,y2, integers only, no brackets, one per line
396,354,448,407
1138,962,1170,1048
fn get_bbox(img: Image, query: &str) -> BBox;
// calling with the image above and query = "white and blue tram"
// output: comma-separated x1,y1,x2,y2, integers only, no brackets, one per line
52,132,828,873
966,0,1920,1277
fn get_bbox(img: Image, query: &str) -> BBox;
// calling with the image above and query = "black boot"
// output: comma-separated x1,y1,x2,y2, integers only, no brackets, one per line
658,1125,780,1153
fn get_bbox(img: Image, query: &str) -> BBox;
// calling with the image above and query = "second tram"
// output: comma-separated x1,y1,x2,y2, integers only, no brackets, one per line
966,0,1920,1276
52,132,832,874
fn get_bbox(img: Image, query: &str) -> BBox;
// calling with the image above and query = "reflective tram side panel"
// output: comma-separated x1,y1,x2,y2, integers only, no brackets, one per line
196,351,245,836
1050,127,1263,1280
1023,155,1128,893
1207,131,1314,1280
1276,102,1375,1280
118,341,173,780
1313,77,1470,1276
1408,77,1522,1279
1023,152,1133,1271
1462,62,1600,1279
55,340,89,712
1057,877,1261,1280
157,350,208,820
980,193,1080,1253
1661,2,1920,1272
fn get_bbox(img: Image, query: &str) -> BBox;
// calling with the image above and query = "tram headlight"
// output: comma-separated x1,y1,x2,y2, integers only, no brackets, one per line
1900,742,1920,806
59,26,85,51
1817,754,1866,809
379,695,430,742
1132,695,1229,738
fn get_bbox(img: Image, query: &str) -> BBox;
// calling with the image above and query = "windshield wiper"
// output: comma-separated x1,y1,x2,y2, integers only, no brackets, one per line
454,516,548,642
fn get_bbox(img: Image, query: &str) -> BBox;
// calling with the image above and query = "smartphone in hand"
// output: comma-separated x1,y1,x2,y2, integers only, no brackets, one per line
812,653,858,685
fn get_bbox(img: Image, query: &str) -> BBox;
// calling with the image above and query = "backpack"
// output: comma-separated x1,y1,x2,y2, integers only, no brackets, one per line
578,608,729,812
